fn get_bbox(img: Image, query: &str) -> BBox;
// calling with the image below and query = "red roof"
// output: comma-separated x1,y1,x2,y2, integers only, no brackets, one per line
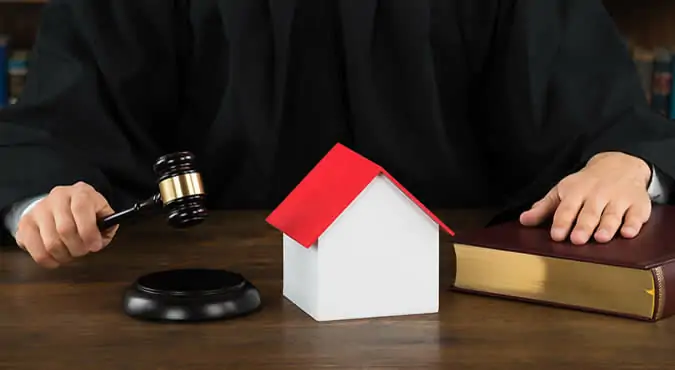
266,143,455,248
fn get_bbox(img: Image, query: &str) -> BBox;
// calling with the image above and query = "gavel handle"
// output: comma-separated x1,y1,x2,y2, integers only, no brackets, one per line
97,193,162,230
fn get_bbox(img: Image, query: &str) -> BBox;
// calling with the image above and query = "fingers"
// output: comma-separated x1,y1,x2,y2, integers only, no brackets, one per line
70,187,104,253
621,202,651,239
593,201,630,243
72,182,116,249
75,181,114,217
553,197,649,244
569,196,609,245
14,181,117,269
29,204,74,264
519,190,560,227
550,194,584,242
100,224,120,244
537,152,653,245
50,191,88,258
16,221,60,269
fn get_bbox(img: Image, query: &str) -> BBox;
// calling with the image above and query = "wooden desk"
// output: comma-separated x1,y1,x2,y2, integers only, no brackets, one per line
1,210,674,369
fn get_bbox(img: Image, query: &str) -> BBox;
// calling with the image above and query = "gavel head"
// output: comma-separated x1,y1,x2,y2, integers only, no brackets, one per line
152,151,208,228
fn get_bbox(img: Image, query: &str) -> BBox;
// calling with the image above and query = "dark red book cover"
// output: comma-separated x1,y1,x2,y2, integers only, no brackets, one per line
451,205,675,321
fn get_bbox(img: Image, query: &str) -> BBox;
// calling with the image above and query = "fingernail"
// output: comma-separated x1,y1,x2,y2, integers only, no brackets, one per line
572,230,588,243
623,227,636,236
551,228,565,240
595,229,608,239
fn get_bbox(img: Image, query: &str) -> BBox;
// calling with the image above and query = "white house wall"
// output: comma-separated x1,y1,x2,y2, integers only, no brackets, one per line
315,174,440,320
283,233,320,318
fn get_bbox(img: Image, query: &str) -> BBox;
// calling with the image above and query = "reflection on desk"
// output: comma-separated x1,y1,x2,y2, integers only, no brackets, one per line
1,210,674,370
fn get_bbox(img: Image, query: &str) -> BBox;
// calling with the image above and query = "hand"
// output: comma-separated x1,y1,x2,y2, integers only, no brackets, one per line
519,152,652,245
15,181,119,268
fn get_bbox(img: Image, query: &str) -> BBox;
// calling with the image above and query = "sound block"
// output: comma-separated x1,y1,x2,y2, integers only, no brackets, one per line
122,268,262,322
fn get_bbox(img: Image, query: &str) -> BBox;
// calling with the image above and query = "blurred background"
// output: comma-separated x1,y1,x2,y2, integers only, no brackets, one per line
1,0,674,118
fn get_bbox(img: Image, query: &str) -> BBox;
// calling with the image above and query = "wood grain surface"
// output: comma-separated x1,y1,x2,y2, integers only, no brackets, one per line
2,210,674,370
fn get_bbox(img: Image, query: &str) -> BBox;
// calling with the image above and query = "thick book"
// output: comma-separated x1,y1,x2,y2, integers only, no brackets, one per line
451,205,675,321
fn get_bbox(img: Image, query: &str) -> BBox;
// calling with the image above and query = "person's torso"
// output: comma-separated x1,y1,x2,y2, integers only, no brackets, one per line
156,0,509,210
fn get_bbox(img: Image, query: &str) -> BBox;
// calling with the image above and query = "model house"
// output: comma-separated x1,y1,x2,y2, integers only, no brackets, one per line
266,143,455,321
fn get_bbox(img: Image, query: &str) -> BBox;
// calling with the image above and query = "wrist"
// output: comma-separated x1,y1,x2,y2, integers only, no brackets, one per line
587,151,652,188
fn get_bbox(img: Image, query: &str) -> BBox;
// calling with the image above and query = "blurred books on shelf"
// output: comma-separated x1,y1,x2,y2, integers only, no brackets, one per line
0,34,30,109
627,43,675,120
0,34,8,109
8,49,28,105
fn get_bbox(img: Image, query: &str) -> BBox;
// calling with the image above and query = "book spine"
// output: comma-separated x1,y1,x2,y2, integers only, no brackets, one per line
651,261,675,321
651,48,672,117
0,35,8,109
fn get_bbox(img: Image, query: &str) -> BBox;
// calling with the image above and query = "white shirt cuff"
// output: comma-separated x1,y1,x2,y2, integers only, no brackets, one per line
3,194,47,238
648,165,670,204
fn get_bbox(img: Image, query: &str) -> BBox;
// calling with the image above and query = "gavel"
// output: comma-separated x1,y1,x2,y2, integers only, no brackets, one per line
97,151,208,230
95,151,262,323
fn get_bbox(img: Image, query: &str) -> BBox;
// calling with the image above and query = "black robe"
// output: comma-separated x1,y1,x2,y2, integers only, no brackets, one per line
1,0,674,233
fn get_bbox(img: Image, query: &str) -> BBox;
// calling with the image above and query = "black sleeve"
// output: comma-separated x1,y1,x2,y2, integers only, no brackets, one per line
480,0,675,214
0,0,187,218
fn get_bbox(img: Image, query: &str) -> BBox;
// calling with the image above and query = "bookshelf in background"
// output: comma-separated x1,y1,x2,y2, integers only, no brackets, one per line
603,0,675,49
0,0,43,108
0,0,674,115
603,0,675,119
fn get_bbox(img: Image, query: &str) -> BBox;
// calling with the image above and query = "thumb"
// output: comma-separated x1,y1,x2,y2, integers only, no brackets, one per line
93,196,114,218
89,192,118,242
95,203,119,250
90,192,116,222
519,188,561,226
